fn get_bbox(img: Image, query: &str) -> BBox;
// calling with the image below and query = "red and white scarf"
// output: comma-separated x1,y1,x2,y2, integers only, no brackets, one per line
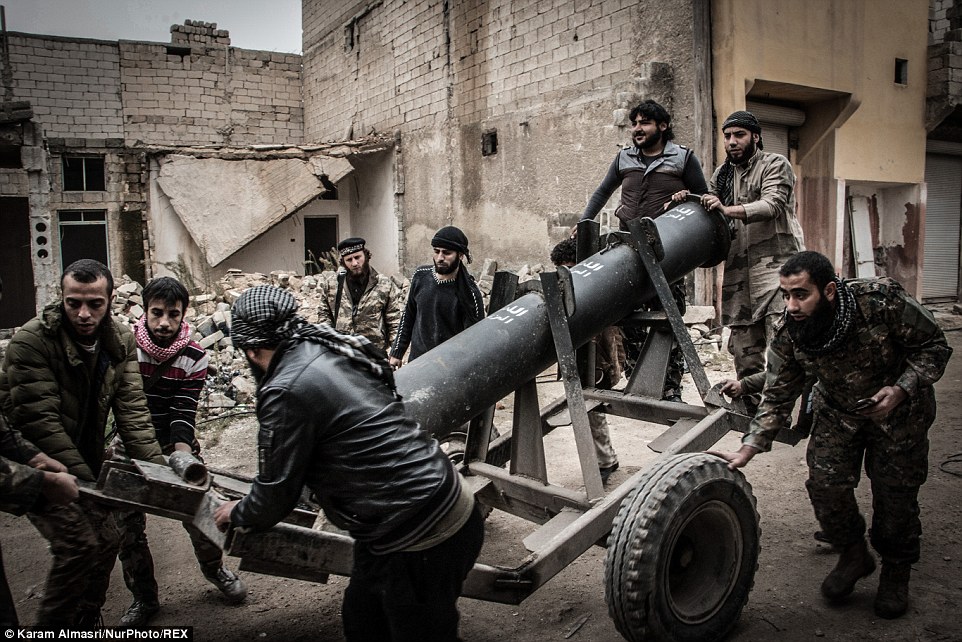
134,315,191,361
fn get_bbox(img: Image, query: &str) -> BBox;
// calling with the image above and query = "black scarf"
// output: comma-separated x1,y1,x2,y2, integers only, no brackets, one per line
787,277,857,356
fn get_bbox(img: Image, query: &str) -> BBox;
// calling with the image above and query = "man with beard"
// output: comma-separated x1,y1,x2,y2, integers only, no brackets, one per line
318,237,402,352
389,226,484,367
579,99,709,401
214,285,484,641
116,276,247,627
551,239,624,484
711,251,951,620
699,110,805,414
0,259,164,627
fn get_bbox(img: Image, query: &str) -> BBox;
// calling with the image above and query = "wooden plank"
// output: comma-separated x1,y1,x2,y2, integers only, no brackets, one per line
849,195,876,278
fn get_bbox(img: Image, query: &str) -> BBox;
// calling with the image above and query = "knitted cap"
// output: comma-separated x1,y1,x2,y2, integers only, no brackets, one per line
431,226,471,262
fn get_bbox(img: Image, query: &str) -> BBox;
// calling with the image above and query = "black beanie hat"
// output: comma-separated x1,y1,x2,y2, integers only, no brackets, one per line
431,226,471,263
337,237,366,257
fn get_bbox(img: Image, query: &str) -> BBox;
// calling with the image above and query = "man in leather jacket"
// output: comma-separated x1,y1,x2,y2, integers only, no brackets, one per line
214,285,483,641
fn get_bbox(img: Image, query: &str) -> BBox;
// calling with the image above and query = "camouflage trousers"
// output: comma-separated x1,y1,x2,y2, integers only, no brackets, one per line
27,497,121,627
805,387,935,565
118,510,225,605
622,281,688,398
727,314,779,413
588,411,618,469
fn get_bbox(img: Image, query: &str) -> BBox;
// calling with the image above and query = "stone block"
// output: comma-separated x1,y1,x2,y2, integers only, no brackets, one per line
480,258,499,279
205,392,235,409
683,306,716,325
198,330,224,349
231,375,257,405
194,315,216,336
212,310,231,332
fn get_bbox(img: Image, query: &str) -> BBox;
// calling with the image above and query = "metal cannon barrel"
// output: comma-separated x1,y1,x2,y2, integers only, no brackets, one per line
395,201,730,438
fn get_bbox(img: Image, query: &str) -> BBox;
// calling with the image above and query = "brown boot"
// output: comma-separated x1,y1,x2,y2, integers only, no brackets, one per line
821,539,876,601
874,562,911,619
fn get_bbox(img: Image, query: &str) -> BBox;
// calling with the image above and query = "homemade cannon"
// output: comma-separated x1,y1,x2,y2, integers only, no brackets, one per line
86,200,803,641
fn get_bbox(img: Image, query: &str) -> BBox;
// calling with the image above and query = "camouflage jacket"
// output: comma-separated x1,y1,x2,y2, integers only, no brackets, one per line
744,278,952,451
0,415,44,516
317,267,403,352
595,326,626,388
709,150,805,326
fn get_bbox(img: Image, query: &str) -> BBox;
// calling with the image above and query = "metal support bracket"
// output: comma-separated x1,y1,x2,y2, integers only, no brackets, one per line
625,217,726,408
541,270,605,502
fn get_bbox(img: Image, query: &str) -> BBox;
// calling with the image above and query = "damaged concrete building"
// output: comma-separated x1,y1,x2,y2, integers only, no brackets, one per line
0,19,394,327
1,1,960,328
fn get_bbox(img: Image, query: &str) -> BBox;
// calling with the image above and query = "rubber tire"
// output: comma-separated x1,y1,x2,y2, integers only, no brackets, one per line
438,431,468,466
604,453,760,642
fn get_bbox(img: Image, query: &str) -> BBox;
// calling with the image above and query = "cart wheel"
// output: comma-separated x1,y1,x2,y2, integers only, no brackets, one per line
604,453,759,642
438,431,468,465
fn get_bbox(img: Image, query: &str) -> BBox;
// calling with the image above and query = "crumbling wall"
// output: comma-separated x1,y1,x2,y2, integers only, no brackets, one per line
0,22,306,318
302,0,698,273
7,34,124,139
930,0,960,44
121,21,303,146
6,25,303,147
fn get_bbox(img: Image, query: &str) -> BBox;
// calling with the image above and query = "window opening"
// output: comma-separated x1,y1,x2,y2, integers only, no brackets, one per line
62,156,106,191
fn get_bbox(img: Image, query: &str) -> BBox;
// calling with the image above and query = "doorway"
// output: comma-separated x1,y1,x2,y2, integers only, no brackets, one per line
0,197,35,327
304,216,338,274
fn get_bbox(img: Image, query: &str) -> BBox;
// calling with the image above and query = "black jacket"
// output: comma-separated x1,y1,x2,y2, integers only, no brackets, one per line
231,338,460,553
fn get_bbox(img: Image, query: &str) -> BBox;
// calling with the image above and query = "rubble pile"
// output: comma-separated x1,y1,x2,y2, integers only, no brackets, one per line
0,264,727,426
110,269,342,421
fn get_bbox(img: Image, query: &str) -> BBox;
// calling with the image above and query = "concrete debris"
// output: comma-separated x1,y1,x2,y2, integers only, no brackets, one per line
0,265,733,433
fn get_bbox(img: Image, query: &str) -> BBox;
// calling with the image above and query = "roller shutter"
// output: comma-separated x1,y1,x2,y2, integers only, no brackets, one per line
922,154,961,300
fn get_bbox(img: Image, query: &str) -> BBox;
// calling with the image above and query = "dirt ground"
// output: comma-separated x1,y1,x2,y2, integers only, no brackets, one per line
2,327,960,641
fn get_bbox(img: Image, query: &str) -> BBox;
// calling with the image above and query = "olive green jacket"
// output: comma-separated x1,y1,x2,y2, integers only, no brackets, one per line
0,303,163,481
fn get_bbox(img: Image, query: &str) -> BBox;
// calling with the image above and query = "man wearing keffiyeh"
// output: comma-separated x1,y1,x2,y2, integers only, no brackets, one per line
118,276,247,627
711,251,952,621
215,284,484,641
700,110,805,415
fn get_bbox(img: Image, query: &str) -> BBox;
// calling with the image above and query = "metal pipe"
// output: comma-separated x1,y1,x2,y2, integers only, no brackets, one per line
395,201,730,438
168,450,209,486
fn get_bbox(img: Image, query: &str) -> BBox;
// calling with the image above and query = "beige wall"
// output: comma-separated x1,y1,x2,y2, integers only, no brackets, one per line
710,0,928,283
712,0,926,182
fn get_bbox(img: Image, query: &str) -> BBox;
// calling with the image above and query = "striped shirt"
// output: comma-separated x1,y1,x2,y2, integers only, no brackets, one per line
136,340,208,450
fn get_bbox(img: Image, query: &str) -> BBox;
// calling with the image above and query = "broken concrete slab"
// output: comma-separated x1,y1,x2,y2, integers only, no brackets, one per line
683,306,716,325
156,154,341,266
